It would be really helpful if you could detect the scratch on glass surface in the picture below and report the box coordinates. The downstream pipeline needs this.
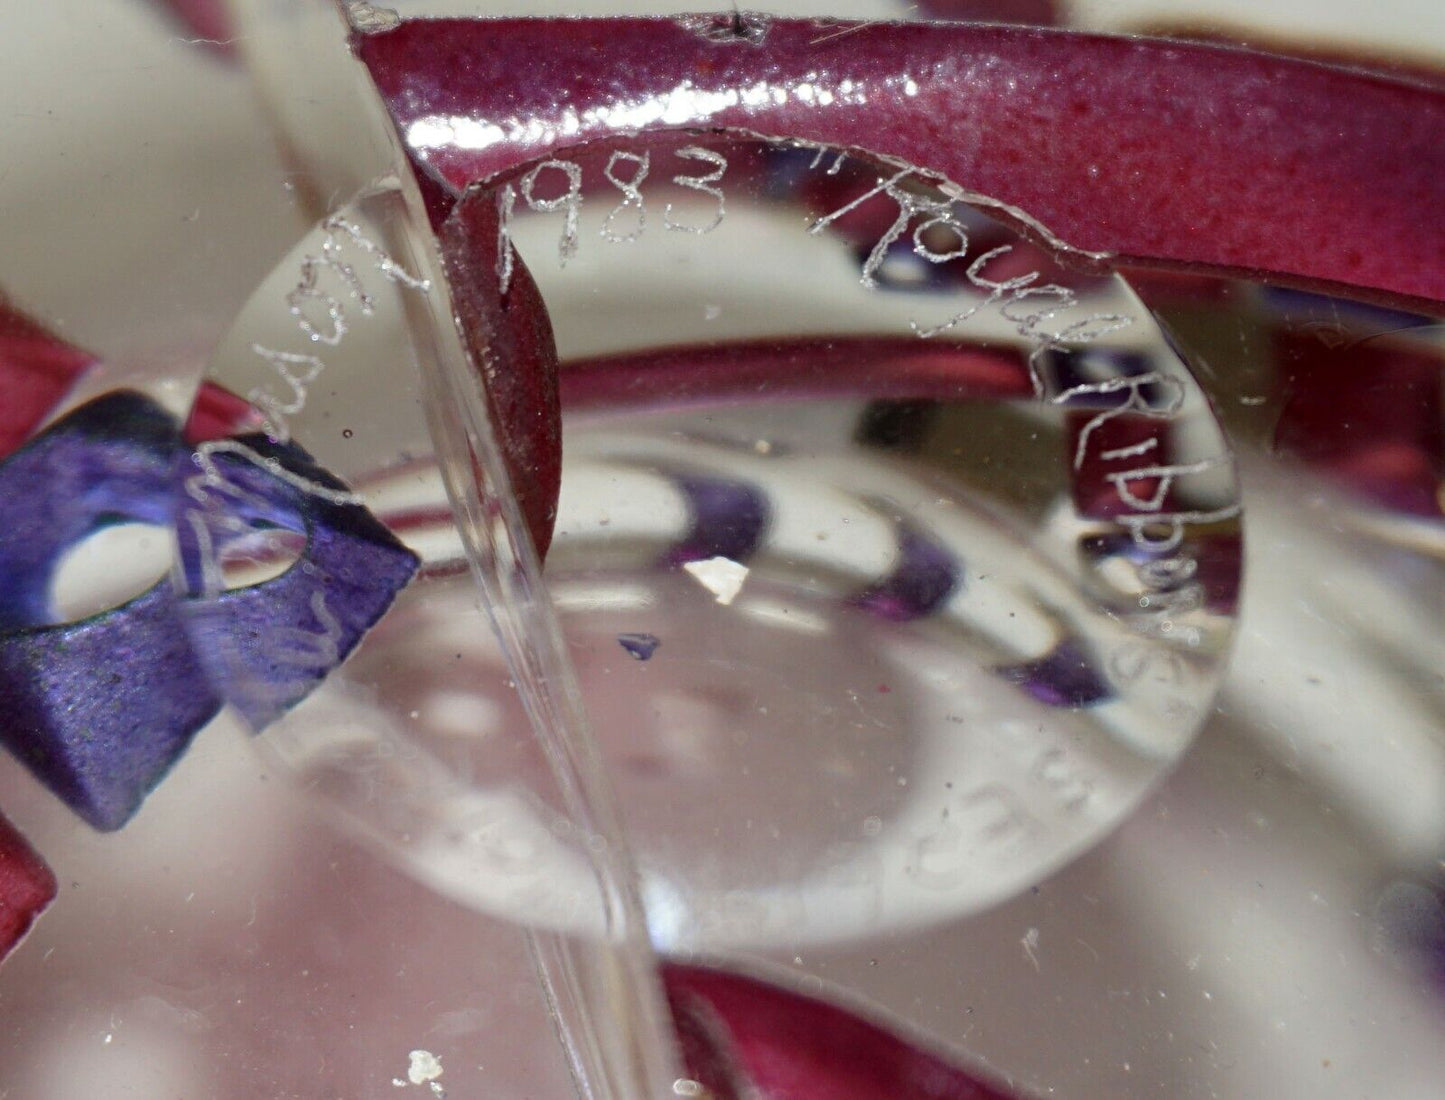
[676,9,771,45]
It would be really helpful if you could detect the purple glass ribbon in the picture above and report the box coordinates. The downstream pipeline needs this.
[0,391,417,830]
[661,474,772,569]
[851,521,962,623]
[0,393,218,831]
[994,636,1112,709]
[174,433,420,730]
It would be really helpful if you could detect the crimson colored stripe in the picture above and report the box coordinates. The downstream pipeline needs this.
[356,18,1445,309]
[0,811,55,965]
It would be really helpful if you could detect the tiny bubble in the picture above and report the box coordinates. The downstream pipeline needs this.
[343,428,354,438]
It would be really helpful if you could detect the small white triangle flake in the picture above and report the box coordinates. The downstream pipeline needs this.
[683,555,749,605]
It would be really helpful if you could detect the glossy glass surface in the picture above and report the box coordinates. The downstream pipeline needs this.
[1,4,1443,1100]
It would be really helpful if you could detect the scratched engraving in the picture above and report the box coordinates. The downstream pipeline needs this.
[248,216,430,444]
[793,144,1239,741]
[206,588,347,714]
[520,159,584,266]
[496,138,1237,715]
[497,137,1237,651]
[675,10,771,45]
[1054,373,1187,471]
[496,146,731,293]
[301,136,1250,940]
[662,146,728,234]
[1105,458,1226,513]
[600,149,650,243]
[187,217,428,609]
[803,162,1137,390]
[268,590,345,671]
